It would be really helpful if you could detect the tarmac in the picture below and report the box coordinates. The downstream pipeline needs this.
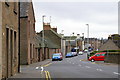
[9,59,52,79]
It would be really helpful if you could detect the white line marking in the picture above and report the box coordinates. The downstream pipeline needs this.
[85,66,91,68]
[96,69,103,71]
[113,72,120,75]
[41,67,44,71]
[35,67,39,70]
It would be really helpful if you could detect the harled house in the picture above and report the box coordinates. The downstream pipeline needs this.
[0,1,19,79]
[20,1,36,65]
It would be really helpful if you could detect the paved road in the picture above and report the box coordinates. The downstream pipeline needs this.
[9,53,119,80]
[44,53,119,79]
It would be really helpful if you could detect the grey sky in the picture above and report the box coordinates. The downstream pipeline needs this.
[33,1,118,39]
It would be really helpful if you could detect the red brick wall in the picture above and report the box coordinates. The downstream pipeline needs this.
[43,23,51,30]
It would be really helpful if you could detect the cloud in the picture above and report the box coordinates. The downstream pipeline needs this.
[33,2,118,38]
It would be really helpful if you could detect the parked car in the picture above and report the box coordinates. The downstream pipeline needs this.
[66,52,74,58]
[88,52,106,62]
[52,53,63,61]
[71,52,78,56]
[79,51,83,55]
[84,49,88,53]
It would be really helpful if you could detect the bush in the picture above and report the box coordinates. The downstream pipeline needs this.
[89,50,120,57]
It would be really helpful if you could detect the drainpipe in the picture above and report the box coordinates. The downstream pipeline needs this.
[18,1,20,73]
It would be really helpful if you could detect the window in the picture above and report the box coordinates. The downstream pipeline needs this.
[101,54,105,56]
[96,54,100,56]
[5,0,10,7]
[14,31,17,59]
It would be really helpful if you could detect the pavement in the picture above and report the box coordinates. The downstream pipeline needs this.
[9,59,52,79]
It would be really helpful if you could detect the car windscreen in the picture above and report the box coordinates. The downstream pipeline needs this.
[53,54,60,56]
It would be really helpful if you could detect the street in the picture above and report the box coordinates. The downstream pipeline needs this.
[45,53,118,78]
[9,53,119,80]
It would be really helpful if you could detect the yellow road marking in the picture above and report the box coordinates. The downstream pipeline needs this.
[45,71,48,80]
[44,71,51,80]
[47,71,51,80]
[43,63,52,67]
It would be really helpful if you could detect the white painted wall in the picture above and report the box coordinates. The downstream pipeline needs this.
[0,2,2,80]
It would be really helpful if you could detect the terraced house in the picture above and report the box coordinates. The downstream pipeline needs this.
[0,1,19,79]
[20,1,36,65]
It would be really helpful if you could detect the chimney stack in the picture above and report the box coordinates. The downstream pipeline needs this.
[43,23,51,30]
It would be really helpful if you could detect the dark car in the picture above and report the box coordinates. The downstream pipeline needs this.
[52,53,63,61]
[66,52,74,58]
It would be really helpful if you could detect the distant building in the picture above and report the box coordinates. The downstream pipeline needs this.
[64,36,77,53]
[99,34,120,51]
[0,1,19,79]
[84,38,103,51]
[20,1,36,65]
[37,23,63,59]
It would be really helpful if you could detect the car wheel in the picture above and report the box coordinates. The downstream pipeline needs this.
[91,59,95,62]
[52,59,54,61]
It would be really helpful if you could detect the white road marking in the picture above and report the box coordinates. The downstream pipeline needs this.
[41,67,44,71]
[96,69,103,71]
[113,72,120,75]
[85,66,91,68]
[35,67,39,70]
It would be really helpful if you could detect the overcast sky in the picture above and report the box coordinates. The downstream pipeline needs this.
[33,0,118,39]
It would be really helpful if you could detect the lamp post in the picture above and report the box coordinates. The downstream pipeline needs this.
[42,15,46,59]
[86,24,89,49]
[70,32,74,51]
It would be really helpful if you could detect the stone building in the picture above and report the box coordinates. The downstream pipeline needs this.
[20,1,36,65]
[37,23,62,59]
[0,2,2,80]
[0,1,19,79]
[99,34,120,51]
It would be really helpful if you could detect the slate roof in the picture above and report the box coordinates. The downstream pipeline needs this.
[37,29,62,49]
[20,0,35,21]
[20,2,30,17]
[66,40,76,47]
[64,36,77,40]
[35,34,48,48]
[113,40,120,48]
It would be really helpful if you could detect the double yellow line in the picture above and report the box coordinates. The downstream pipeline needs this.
[44,71,51,80]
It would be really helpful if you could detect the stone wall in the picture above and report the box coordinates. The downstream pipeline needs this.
[105,52,120,64]
[2,2,19,79]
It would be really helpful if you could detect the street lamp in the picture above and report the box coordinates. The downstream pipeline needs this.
[70,32,74,51]
[42,15,46,58]
[86,24,89,49]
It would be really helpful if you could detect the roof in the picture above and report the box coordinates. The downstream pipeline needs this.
[20,2,30,17]
[66,40,76,46]
[35,34,48,48]
[37,30,62,49]
[64,36,77,40]
[20,1,35,22]
[113,40,120,48]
